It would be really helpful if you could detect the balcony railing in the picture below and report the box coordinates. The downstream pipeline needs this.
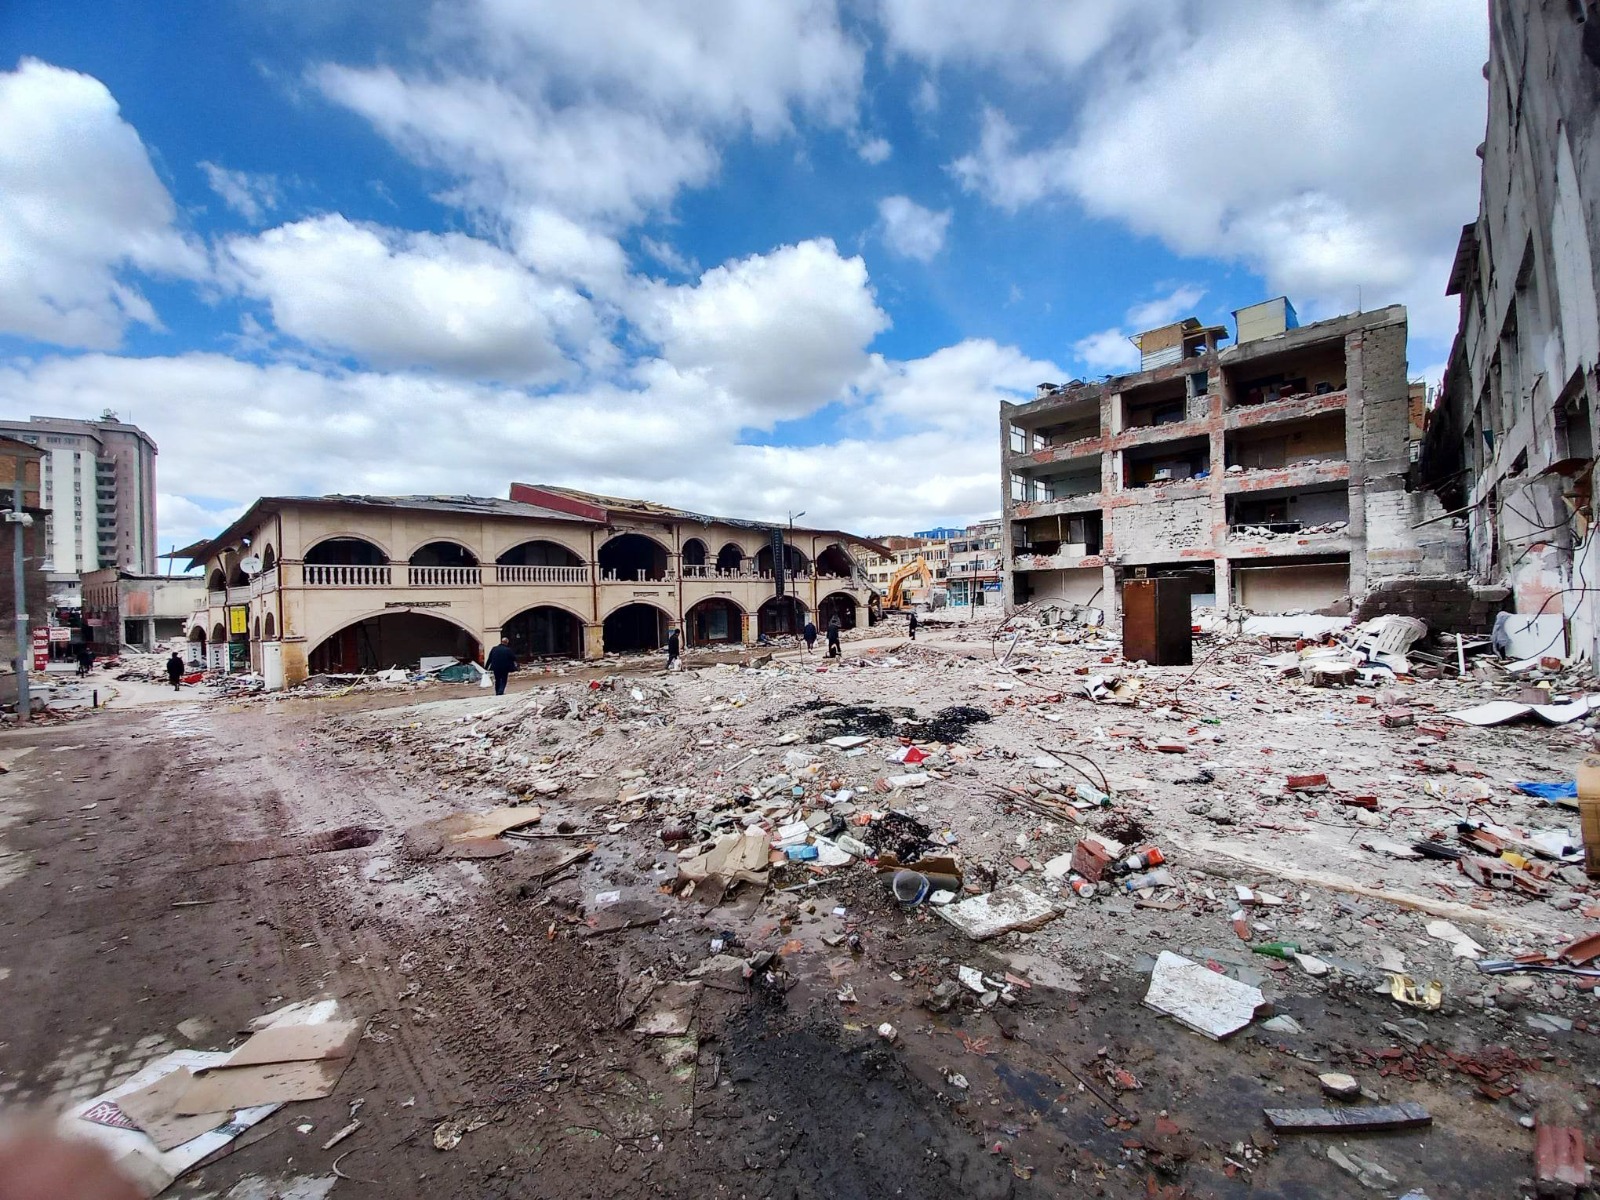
[304,563,391,587]
[249,566,280,596]
[407,565,481,587]
[495,564,589,584]
[207,589,227,607]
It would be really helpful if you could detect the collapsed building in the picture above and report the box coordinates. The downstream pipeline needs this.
[1419,0,1600,664]
[1001,299,1467,619]
[176,484,887,688]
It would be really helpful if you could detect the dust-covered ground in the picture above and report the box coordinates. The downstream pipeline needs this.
[2,619,1599,1198]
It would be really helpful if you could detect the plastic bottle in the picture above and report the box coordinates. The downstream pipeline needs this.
[1120,867,1173,892]
[1074,782,1113,807]
[1065,874,1097,899]
[1250,941,1302,959]
[1120,846,1165,873]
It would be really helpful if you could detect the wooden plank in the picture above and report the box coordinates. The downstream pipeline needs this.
[1263,1101,1431,1133]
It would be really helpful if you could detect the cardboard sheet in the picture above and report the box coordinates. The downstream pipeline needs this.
[60,1050,279,1197]
[676,830,770,885]
[174,1057,351,1116]
[223,1019,363,1068]
[111,1067,229,1152]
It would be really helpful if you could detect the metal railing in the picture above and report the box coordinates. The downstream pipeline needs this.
[407,565,481,587]
[303,563,392,586]
[495,564,588,584]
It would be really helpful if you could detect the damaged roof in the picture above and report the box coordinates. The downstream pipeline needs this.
[513,482,894,555]
[171,492,602,564]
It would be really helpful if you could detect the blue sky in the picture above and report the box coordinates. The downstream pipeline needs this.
[0,1,1487,550]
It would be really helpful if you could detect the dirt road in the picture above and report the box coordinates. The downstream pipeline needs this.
[0,677,1580,1198]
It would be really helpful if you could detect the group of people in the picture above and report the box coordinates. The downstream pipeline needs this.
[800,615,843,657]
[481,608,874,697]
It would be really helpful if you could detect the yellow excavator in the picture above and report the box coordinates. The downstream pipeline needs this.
[883,557,933,611]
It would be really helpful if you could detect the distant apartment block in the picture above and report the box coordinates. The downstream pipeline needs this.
[1001,300,1463,617]
[0,413,158,604]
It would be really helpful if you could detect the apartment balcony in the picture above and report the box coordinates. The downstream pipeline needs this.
[207,590,227,607]
[1226,521,1352,558]
[494,564,589,584]
[1006,434,1105,470]
[407,565,481,587]
[248,566,280,597]
[1221,460,1351,493]
[303,564,392,587]
[1224,388,1348,429]
[1009,492,1106,521]
[226,585,251,605]
[1011,548,1104,572]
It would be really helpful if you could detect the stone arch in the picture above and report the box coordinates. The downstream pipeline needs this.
[405,538,479,567]
[757,595,808,637]
[685,596,745,645]
[815,543,854,578]
[598,532,669,582]
[253,616,261,640]
[756,543,810,577]
[261,545,277,571]
[187,625,207,645]
[304,535,390,565]
[817,591,859,630]
[602,602,671,653]
[496,538,584,567]
[207,567,226,591]
[211,622,226,643]
[681,537,709,568]
[264,612,276,640]
[716,542,745,573]
[307,608,482,675]
[502,603,584,658]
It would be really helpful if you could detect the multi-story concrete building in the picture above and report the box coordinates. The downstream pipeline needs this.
[946,519,1002,608]
[0,413,157,605]
[1002,300,1463,617]
[80,569,206,654]
[177,484,886,687]
[1419,0,1600,662]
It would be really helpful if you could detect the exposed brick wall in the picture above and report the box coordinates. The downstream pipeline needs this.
[0,511,50,670]
[1353,577,1510,633]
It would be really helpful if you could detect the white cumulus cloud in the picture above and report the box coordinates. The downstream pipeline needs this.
[877,195,951,262]
[199,161,281,224]
[0,59,206,349]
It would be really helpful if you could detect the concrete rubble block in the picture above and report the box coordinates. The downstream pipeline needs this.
[1142,951,1266,1040]
[934,884,1060,941]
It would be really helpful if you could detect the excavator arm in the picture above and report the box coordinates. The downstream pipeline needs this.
[883,557,933,610]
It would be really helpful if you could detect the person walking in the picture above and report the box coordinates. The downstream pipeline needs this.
[802,619,817,655]
[826,615,841,658]
[165,652,184,691]
[666,626,681,670]
[485,637,517,696]
[76,645,94,677]
[908,610,919,640]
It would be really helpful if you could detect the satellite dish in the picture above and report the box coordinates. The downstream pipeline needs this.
[239,555,263,575]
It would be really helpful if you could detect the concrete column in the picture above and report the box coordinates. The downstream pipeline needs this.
[1213,559,1233,610]
[582,622,604,661]
[1102,564,1120,620]
[740,612,751,644]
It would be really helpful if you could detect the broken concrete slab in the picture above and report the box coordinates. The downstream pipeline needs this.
[934,884,1060,941]
[1143,951,1266,1040]
[1264,1100,1431,1132]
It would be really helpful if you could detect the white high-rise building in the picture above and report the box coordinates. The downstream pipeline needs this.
[0,413,158,606]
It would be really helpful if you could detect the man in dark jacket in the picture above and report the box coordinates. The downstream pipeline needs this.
[485,638,517,695]
[826,615,841,658]
[802,620,817,654]
[166,652,184,691]
[666,626,681,669]
[908,610,919,640]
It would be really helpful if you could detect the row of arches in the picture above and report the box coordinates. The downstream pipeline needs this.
[207,533,861,588]
[190,592,863,675]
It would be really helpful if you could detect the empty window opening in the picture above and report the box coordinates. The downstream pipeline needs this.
[599,534,668,582]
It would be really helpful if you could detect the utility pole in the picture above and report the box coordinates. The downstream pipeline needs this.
[10,460,30,723]
[788,510,806,629]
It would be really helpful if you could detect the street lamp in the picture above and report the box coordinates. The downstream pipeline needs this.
[787,511,805,630]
